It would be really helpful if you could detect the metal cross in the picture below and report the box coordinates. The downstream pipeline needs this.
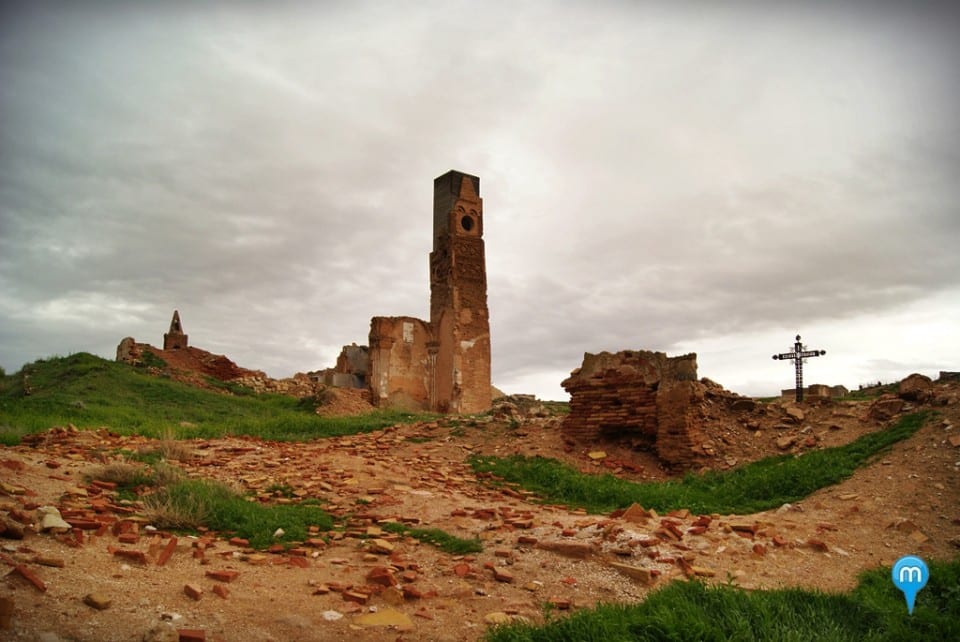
[772,334,826,402]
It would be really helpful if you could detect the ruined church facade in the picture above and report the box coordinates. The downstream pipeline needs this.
[339,170,492,414]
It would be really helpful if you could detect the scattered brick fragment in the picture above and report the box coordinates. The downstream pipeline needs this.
[402,585,423,600]
[112,548,148,564]
[493,567,514,583]
[178,629,206,642]
[806,538,829,552]
[11,565,47,592]
[184,584,203,601]
[0,595,12,629]
[157,537,178,566]
[83,593,112,610]
[366,566,398,587]
[287,556,309,568]
[535,540,592,559]
[342,590,369,604]
[205,570,240,583]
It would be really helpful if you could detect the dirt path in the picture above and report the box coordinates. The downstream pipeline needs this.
[2,397,958,642]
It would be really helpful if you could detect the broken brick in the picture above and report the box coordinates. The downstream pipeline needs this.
[402,585,423,600]
[112,549,147,564]
[157,537,178,566]
[806,538,829,552]
[205,570,240,583]
[342,590,369,604]
[183,584,203,601]
[493,568,514,583]
[11,565,47,592]
[366,566,398,587]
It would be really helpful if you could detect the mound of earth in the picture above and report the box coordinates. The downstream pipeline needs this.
[311,387,376,417]
[2,377,958,641]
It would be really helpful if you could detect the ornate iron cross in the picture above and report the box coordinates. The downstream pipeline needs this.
[772,334,826,402]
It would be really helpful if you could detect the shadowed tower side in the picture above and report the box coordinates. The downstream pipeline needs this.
[429,170,492,413]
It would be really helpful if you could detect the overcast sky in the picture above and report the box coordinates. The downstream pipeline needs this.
[2,1,958,400]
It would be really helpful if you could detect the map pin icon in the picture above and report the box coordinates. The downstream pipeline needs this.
[891,555,929,615]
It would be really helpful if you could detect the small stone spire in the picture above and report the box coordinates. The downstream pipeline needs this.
[163,310,188,350]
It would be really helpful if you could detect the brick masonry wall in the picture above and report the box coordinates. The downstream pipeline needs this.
[561,350,708,470]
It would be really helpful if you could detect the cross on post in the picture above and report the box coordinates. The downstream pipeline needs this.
[772,334,826,402]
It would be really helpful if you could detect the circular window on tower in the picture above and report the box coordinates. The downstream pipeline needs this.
[460,215,475,232]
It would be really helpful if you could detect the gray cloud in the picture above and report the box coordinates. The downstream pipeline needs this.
[2,1,958,397]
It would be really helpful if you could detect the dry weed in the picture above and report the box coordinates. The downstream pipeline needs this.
[139,426,194,463]
[143,490,207,530]
[87,461,151,487]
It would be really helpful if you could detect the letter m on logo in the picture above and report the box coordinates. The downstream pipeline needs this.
[899,566,923,583]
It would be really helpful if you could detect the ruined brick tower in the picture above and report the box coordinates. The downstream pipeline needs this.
[429,171,491,413]
[163,310,188,350]
[365,171,492,414]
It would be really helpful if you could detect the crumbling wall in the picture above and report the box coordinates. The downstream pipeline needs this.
[312,344,370,388]
[368,316,433,410]
[116,337,140,364]
[561,350,708,469]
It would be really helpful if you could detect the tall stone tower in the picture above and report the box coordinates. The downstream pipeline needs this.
[163,310,188,350]
[429,170,491,413]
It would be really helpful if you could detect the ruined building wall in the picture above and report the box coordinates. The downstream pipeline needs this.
[368,316,433,411]
[315,344,369,388]
[561,350,707,469]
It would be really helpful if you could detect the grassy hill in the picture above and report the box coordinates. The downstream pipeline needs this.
[0,352,431,445]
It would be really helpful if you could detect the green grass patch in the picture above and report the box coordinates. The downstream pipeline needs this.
[381,521,483,554]
[541,400,570,415]
[470,412,928,514]
[845,384,899,401]
[485,557,960,642]
[138,351,168,370]
[0,353,433,444]
[145,478,333,549]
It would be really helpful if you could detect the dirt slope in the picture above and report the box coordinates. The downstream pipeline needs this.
[1,389,958,642]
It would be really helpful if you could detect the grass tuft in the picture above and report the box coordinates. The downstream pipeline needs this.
[470,412,928,515]
[88,461,154,488]
[381,521,483,554]
[144,478,334,548]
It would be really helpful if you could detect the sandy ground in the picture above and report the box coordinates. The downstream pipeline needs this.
[1,391,958,642]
